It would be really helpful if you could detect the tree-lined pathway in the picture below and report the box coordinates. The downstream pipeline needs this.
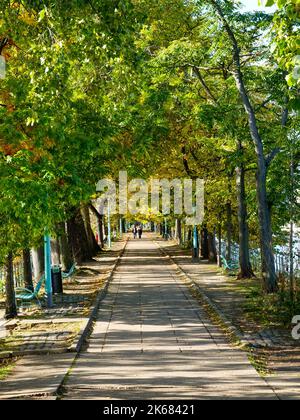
[62,235,277,400]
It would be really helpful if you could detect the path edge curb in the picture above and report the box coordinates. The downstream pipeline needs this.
[69,238,129,354]
[155,240,252,350]
[55,237,128,400]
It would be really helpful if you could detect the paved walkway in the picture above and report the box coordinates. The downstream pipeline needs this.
[63,236,278,400]
[160,239,300,400]
[0,354,74,400]
[161,241,298,348]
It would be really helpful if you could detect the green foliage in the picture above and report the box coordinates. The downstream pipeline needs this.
[0,0,144,261]
[0,0,298,287]
[265,0,300,88]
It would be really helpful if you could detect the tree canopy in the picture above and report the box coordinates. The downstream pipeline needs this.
[0,0,299,313]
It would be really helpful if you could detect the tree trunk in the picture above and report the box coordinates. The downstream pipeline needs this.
[98,214,105,249]
[289,137,295,302]
[236,156,255,279]
[23,249,34,292]
[256,165,277,292]
[32,243,44,281]
[209,0,277,292]
[208,231,218,263]
[289,220,295,302]
[57,222,73,272]
[177,219,182,245]
[217,223,222,267]
[82,206,100,255]
[5,252,17,319]
[226,202,233,261]
[67,207,92,264]
[89,204,105,249]
[201,227,209,260]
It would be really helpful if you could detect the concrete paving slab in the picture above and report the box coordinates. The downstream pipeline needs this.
[0,354,74,399]
[64,237,278,400]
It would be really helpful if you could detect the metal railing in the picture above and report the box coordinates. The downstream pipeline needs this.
[0,260,25,294]
[216,238,300,278]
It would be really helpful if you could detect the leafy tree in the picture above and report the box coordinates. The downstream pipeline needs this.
[262,0,300,88]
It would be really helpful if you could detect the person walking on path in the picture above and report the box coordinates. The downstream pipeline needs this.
[132,226,138,239]
[138,225,143,239]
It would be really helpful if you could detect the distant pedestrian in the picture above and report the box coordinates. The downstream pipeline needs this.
[132,226,138,239]
[138,225,143,239]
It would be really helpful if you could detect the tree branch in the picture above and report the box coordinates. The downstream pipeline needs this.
[281,95,289,128]
[0,38,9,55]
[209,0,265,159]
[265,148,281,168]
[182,146,192,177]
[193,66,218,103]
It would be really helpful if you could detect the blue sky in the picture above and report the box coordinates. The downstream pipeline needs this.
[240,0,277,12]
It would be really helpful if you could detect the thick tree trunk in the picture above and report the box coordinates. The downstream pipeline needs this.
[81,206,94,256]
[160,224,163,236]
[5,252,17,319]
[67,207,92,264]
[256,165,277,292]
[208,231,218,263]
[226,202,233,261]
[201,227,209,260]
[177,219,182,245]
[236,157,255,279]
[23,249,34,292]
[57,222,73,272]
[82,206,100,255]
[89,204,105,249]
[32,243,44,281]
[209,0,277,292]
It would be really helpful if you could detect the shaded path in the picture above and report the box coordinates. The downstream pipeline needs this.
[63,235,277,400]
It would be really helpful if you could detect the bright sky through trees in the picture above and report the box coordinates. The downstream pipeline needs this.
[240,0,277,11]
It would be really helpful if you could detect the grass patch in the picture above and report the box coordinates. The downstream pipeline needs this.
[0,359,16,381]
[213,272,300,329]
[0,321,82,354]
[247,349,272,378]
[243,284,300,328]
